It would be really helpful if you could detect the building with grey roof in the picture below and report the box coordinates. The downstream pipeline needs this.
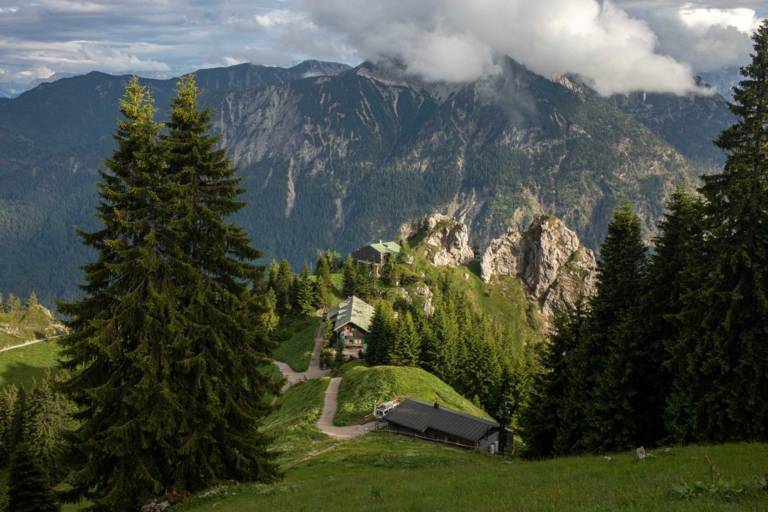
[380,399,500,453]
[328,296,375,349]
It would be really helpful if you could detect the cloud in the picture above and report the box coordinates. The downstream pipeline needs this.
[287,0,705,96]
[627,4,763,72]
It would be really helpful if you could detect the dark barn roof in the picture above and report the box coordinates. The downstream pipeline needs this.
[383,400,499,443]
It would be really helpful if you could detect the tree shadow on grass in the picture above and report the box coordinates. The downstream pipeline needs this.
[0,361,49,389]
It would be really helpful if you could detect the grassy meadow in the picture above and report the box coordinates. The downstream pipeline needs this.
[175,435,768,512]
[272,316,321,372]
[0,305,59,348]
[0,339,61,389]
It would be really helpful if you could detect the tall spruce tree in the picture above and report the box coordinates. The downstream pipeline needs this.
[7,441,60,512]
[521,305,587,458]
[389,312,421,367]
[342,256,358,297]
[669,22,768,442]
[573,205,649,452]
[365,304,397,365]
[59,76,278,510]
[641,189,705,443]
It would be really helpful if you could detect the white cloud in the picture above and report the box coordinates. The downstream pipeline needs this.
[289,0,704,96]
[17,65,55,79]
[679,5,762,33]
[0,6,19,13]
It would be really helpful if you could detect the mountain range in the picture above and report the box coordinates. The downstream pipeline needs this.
[0,58,735,306]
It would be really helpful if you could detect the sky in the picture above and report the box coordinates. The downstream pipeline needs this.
[0,0,765,95]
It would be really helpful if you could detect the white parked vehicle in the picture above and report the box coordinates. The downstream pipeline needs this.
[374,400,399,419]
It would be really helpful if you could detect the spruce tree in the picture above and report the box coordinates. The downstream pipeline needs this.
[365,304,397,365]
[0,385,19,466]
[159,74,280,490]
[521,307,586,458]
[576,205,649,452]
[7,440,60,512]
[670,22,768,442]
[274,259,294,315]
[389,312,421,366]
[342,256,358,297]
[6,294,21,312]
[26,291,38,308]
[296,263,317,315]
[59,76,278,510]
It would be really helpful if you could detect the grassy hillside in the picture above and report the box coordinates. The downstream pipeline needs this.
[0,340,60,389]
[334,364,489,426]
[262,377,334,466]
[0,305,62,348]
[176,435,768,512]
[272,316,321,372]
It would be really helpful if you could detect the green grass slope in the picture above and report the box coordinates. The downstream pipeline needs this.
[262,377,333,465]
[0,340,60,389]
[0,305,61,348]
[176,435,768,512]
[334,364,489,426]
[272,316,321,372]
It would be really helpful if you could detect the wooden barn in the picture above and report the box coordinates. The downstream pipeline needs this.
[380,399,501,453]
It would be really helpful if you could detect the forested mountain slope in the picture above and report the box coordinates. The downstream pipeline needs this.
[0,58,732,305]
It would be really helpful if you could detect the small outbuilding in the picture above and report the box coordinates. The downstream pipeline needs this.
[380,399,501,453]
[328,296,375,349]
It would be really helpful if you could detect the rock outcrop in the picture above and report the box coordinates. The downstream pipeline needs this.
[416,214,475,267]
[481,216,597,328]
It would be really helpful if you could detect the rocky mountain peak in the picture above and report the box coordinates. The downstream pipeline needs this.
[403,213,475,267]
[481,216,597,329]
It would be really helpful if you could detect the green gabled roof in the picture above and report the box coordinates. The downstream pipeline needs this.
[369,241,401,255]
[332,296,375,333]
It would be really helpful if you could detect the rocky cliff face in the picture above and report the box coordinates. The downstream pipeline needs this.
[481,216,597,328]
[414,214,475,267]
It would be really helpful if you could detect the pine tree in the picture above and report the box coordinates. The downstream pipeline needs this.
[669,22,768,443]
[6,293,21,312]
[521,306,587,458]
[24,372,74,482]
[296,263,317,315]
[58,76,278,510]
[586,205,649,452]
[26,291,38,308]
[7,441,60,512]
[365,304,397,365]
[640,190,705,443]
[342,256,358,297]
[389,312,421,366]
[158,74,280,489]
[274,259,294,315]
[0,385,19,466]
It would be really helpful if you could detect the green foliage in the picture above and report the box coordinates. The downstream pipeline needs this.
[272,317,320,372]
[333,364,489,426]
[57,76,279,510]
[388,312,421,367]
[342,256,357,298]
[7,439,60,512]
[364,303,397,366]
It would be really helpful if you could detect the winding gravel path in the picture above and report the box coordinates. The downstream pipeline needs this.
[274,319,375,439]
[315,377,377,439]
[0,336,60,353]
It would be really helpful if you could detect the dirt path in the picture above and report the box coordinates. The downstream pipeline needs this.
[0,336,59,353]
[274,320,375,440]
[315,377,377,439]
[275,320,330,391]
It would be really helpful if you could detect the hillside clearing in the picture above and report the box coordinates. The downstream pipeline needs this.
[272,316,321,372]
[334,363,489,426]
[175,436,768,512]
[0,339,60,389]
